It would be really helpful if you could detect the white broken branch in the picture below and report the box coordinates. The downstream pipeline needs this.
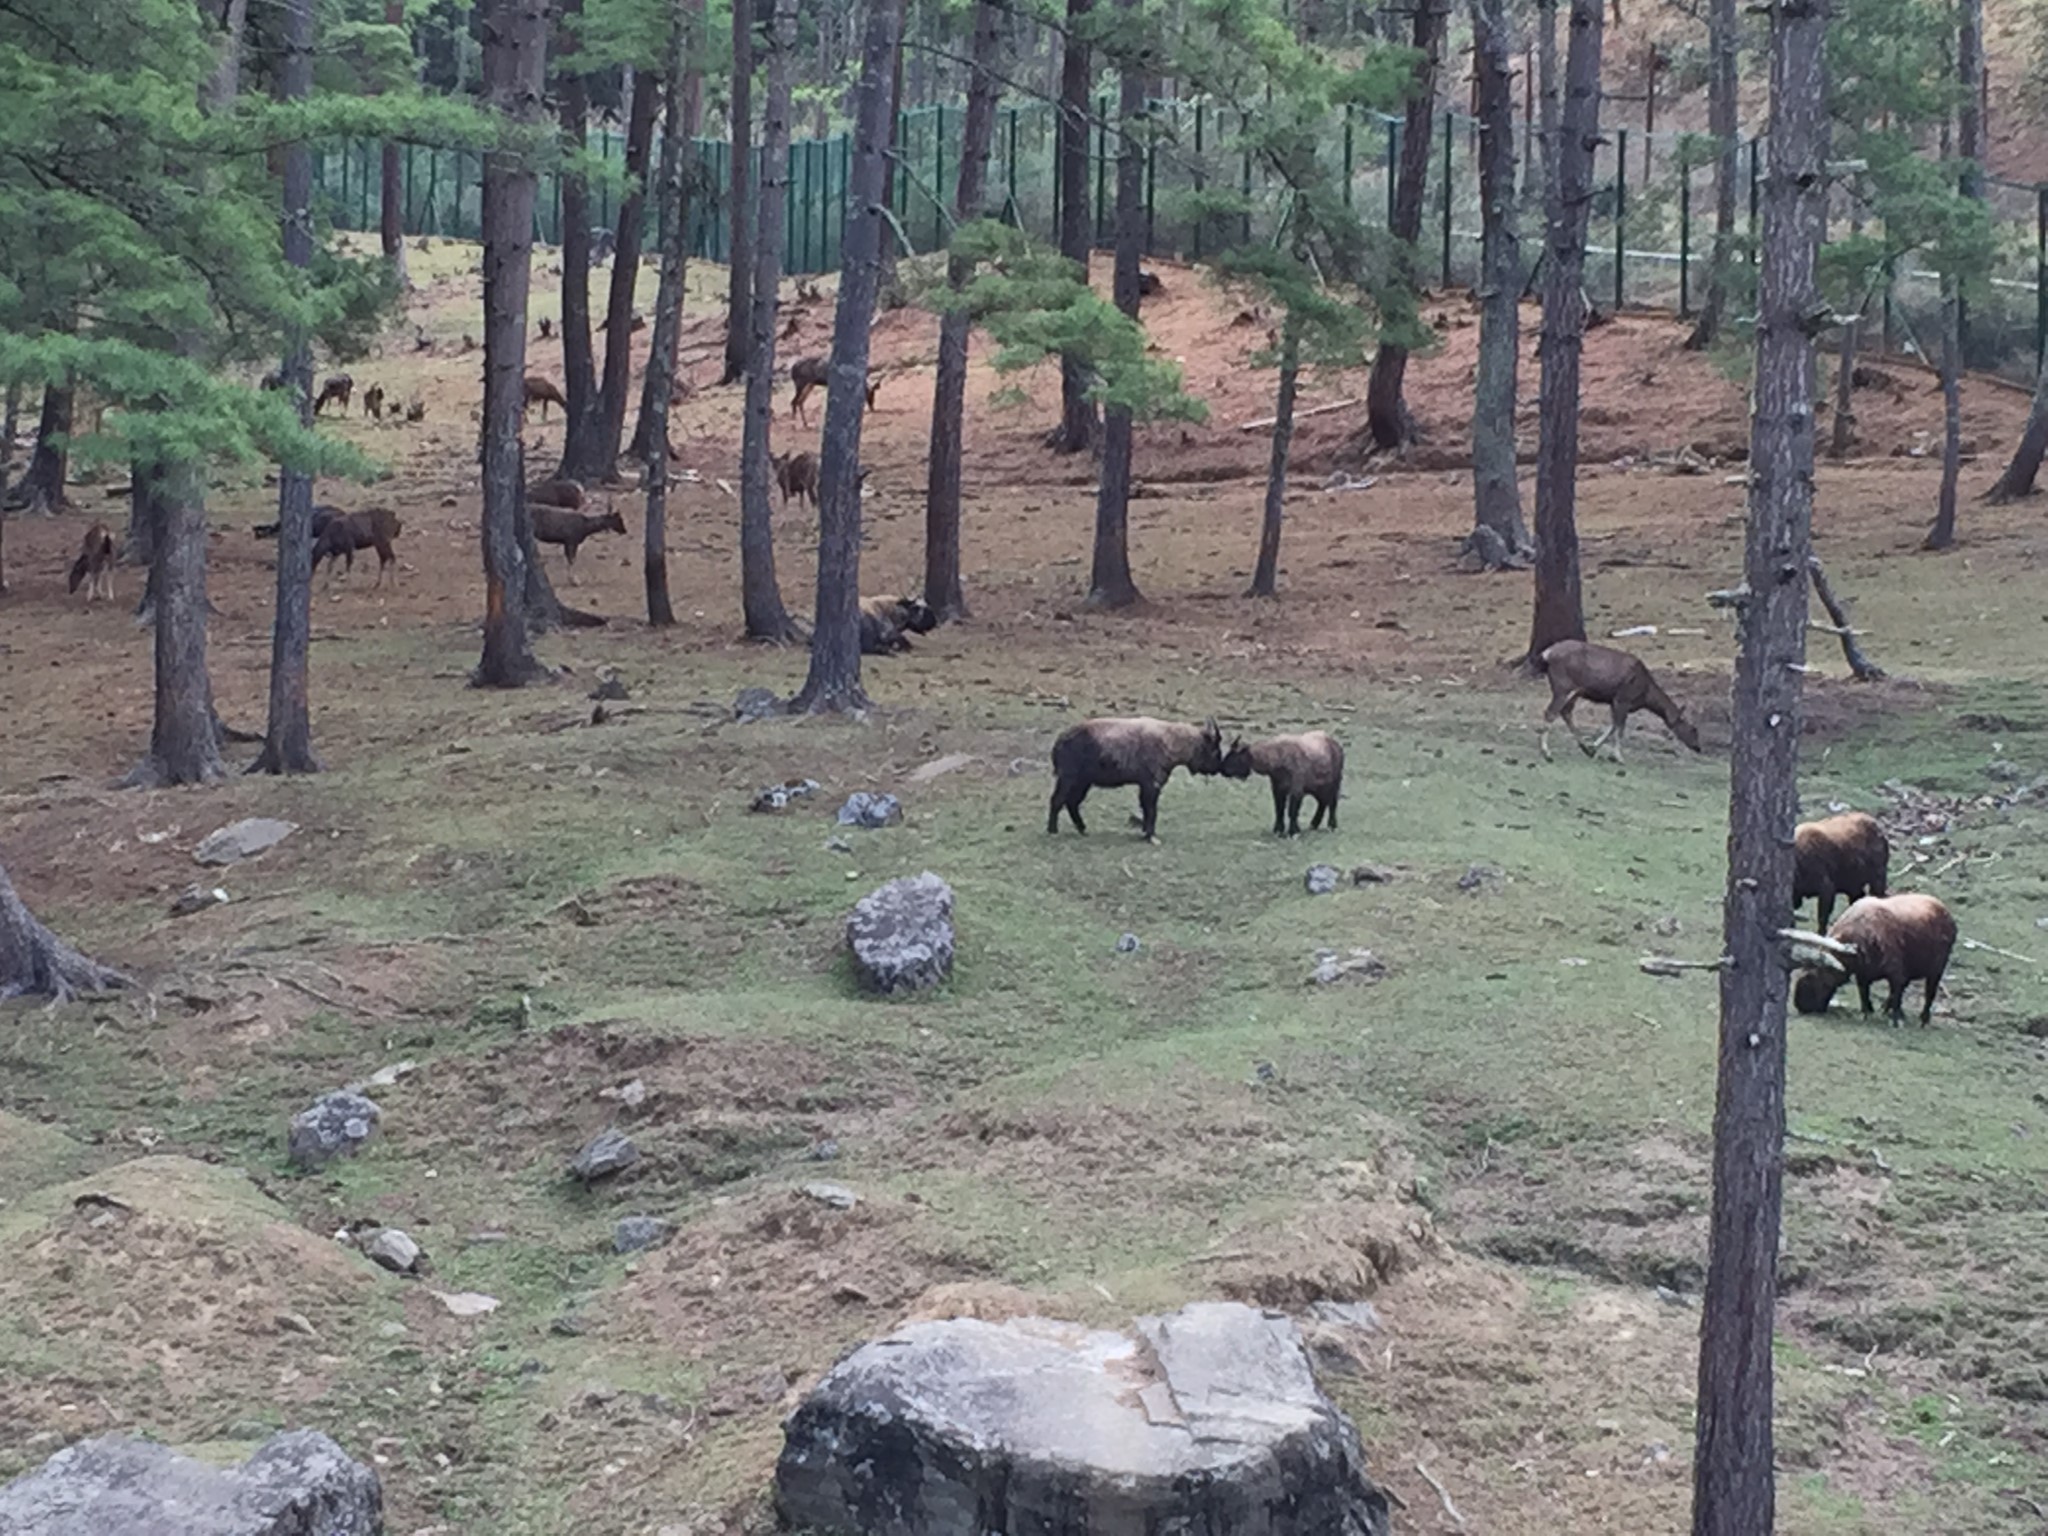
[1414,1463,1468,1531]
[1235,397,1357,432]
[1640,954,1732,977]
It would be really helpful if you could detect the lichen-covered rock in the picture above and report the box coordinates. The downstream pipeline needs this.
[1305,864,1340,896]
[286,1090,381,1172]
[569,1127,640,1183]
[845,873,954,996]
[0,1429,382,1536]
[835,791,903,829]
[613,1215,675,1254]
[775,1300,1391,1536]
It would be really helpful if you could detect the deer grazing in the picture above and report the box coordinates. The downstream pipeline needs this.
[789,356,879,427]
[1534,641,1702,764]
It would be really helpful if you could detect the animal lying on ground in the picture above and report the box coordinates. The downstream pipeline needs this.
[362,384,386,421]
[527,477,586,511]
[1535,640,1702,763]
[67,522,116,602]
[774,451,818,509]
[1048,717,1225,842]
[313,374,353,415]
[789,356,879,427]
[1794,811,1889,930]
[310,506,402,587]
[1222,731,1345,836]
[859,596,937,655]
[404,400,426,423]
[523,375,570,419]
[1789,892,1957,1026]
[533,504,627,575]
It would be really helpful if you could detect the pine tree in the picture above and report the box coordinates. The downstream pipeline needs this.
[722,0,757,385]
[1362,0,1444,451]
[1051,0,1102,454]
[1469,0,1531,565]
[554,0,609,482]
[1684,0,1739,349]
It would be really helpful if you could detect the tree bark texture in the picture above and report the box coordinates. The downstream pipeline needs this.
[1051,0,1100,455]
[128,461,227,787]
[738,0,799,641]
[0,860,126,1002]
[790,0,904,714]
[380,1,409,287]
[721,0,756,385]
[16,385,74,514]
[252,0,321,775]
[641,0,700,628]
[554,0,609,483]
[1525,0,1602,663]
[1471,0,1530,561]
[1086,12,1147,610]
[201,0,248,114]
[596,68,663,461]
[1829,315,1857,459]
[632,0,704,466]
[1524,0,1557,225]
[0,386,17,594]
[1684,0,1738,348]
[1249,312,1301,598]
[1956,0,1983,355]
[475,0,548,688]
[1363,0,1445,451]
[922,0,1002,623]
[1691,1,1826,1530]
[129,463,163,620]
[1925,275,1961,549]
[1985,358,2048,503]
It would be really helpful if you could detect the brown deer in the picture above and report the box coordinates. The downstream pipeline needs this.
[67,522,117,603]
[789,356,879,427]
[1534,640,1703,764]
[313,374,354,415]
[523,375,570,420]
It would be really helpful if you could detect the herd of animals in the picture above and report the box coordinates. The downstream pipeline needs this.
[1049,638,1959,1029]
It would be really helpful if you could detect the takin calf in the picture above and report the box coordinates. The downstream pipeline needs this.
[1794,810,1889,930]
[1048,717,1224,842]
[67,521,117,602]
[774,450,818,509]
[1536,640,1702,763]
[859,595,937,655]
[533,504,627,576]
[1222,731,1345,836]
[1790,892,1957,1026]
[311,506,402,587]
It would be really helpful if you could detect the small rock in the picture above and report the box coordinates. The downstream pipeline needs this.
[1305,865,1340,896]
[802,1181,859,1210]
[1115,932,1141,954]
[287,1090,381,1172]
[362,1227,423,1275]
[1350,864,1395,885]
[1309,948,1388,986]
[2021,1017,2048,1039]
[434,1290,501,1318]
[1253,1061,1279,1084]
[170,884,230,917]
[551,1313,588,1337]
[906,752,975,784]
[752,778,820,813]
[806,1138,842,1162]
[590,676,631,702]
[194,817,298,866]
[441,493,459,507]
[598,1078,649,1108]
[614,1215,676,1254]
[825,836,854,855]
[1457,862,1505,893]
[1308,1300,1384,1333]
[274,1310,319,1338]
[570,1127,641,1183]
[733,686,783,722]
[846,872,955,995]
[836,791,903,829]
[375,1321,409,1339]
[1007,757,1039,777]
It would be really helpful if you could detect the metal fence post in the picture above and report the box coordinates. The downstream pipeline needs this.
[1679,154,1691,317]
[1615,127,1627,311]
[1440,110,1453,287]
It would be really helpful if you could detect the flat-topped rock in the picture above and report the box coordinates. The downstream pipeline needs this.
[775,1299,1391,1536]
[845,872,954,995]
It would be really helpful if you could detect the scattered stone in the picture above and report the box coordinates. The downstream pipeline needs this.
[2021,1017,2048,1040]
[1305,864,1341,896]
[590,675,631,702]
[752,778,820,813]
[614,1215,676,1254]
[170,884,231,917]
[807,1138,842,1162]
[1457,862,1505,894]
[1253,1061,1279,1084]
[836,791,903,829]
[0,1430,382,1536]
[274,1310,318,1338]
[1350,864,1396,886]
[194,817,298,867]
[286,1090,381,1172]
[434,1290,501,1318]
[361,1227,423,1275]
[375,1321,409,1340]
[1115,932,1141,954]
[355,1060,417,1091]
[733,686,783,722]
[825,835,854,854]
[906,751,976,784]
[802,1181,859,1210]
[775,1301,1393,1536]
[1309,1300,1385,1333]
[1007,757,1040,777]
[551,1313,588,1337]
[599,1078,649,1108]
[1310,949,1388,986]
[846,872,955,996]
[569,1127,641,1183]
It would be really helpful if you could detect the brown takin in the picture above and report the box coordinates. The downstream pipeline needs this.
[523,375,570,420]
[313,373,353,415]
[1535,640,1702,763]
[67,521,117,602]
[533,503,627,577]
[310,506,402,587]
[527,476,586,511]
[858,595,937,656]
[773,450,818,509]
[1048,717,1225,842]
[1794,811,1889,930]
[1789,892,1957,1026]
[1222,731,1345,836]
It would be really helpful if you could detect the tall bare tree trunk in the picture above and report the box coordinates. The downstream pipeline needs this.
[0,386,18,594]
[1985,359,2048,503]
[1248,309,1301,598]
[475,0,548,688]
[126,462,227,786]
[554,0,608,482]
[1691,0,1825,1526]
[1364,0,1445,451]
[1524,0,1601,663]
[642,0,701,627]
[380,0,409,289]
[1086,0,1147,610]
[1684,0,1737,349]
[0,861,126,1002]
[1524,0,1557,226]
[13,385,72,515]
[791,0,905,714]
[721,0,756,386]
[1050,0,1099,455]
[1925,275,1962,549]
[596,70,663,464]
[200,0,248,113]
[1829,314,1857,459]
[1470,0,1530,564]
[1956,0,1982,358]
[923,0,1002,623]
[252,0,321,775]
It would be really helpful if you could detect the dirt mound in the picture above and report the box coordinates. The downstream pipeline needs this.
[0,1110,92,1196]
[1203,1168,1448,1308]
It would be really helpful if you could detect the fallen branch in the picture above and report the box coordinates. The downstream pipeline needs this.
[1414,1463,1468,1532]
[1807,556,1887,681]
[1640,954,1732,977]
[1235,397,1357,432]
[1960,937,2037,964]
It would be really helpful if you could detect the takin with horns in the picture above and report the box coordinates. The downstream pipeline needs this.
[1794,810,1889,930]
[1047,717,1225,842]
[310,506,403,587]
[1789,893,1957,1026]
[1534,640,1702,762]
[1221,731,1345,836]
[858,596,937,655]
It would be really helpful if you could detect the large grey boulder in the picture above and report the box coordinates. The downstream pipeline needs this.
[775,1300,1391,1536]
[0,1429,382,1536]
[286,1090,381,1172]
[845,873,954,996]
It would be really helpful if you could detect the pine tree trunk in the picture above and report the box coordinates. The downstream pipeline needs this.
[1684,0,1737,349]
[641,0,700,628]
[922,0,1002,623]
[878,33,906,300]
[1829,315,1857,459]
[738,0,800,641]
[1525,0,1601,663]
[1523,0,1557,227]
[1051,0,1100,455]
[126,461,227,787]
[595,69,662,464]
[129,463,163,621]
[1364,0,1444,451]
[380,0,409,289]
[721,0,756,386]
[631,0,704,467]
[0,386,18,596]
[1984,358,2048,503]
[15,385,74,515]
[1925,275,1962,549]
[0,861,126,1002]
[1956,0,1982,358]
[1249,311,1301,598]
[1471,0,1530,562]
[1086,9,1147,611]
[252,0,321,776]
[555,0,609,483]
[1691,0,1825,1526]
[791,0,904,714]
[201,0,248,114]
[475,0,548,688]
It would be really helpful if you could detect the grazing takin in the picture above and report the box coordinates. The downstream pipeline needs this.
[67,522,117,602]
[1221,731,1345,836]
[1048,717,1225,843]
[362,384,386,421]
[858,596,938,655]
[1794,811,1890,930]
[527,476,586,511]
[523,375,570,420]
[310,506,402,587]
[1535,640,1702,763]
[533,504,627,576]
[1790,893,1957,1027]
[789,356,879,427]
[774,451,818,509]
[313,374,353,415]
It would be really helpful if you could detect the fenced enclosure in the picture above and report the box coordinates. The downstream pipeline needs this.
[316,97,2048,384]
